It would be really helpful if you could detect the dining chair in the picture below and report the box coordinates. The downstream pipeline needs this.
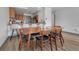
[18,28,30,49]
[18,27,41,50]
[51,26,64,50]
[35,29,53,51]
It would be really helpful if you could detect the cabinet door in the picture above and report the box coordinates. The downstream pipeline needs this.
[9,7,16,18]
[16,15,19,20]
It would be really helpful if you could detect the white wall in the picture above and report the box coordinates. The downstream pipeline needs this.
[0,7,9,47]
[38,8,44,22]
[32,8,44,23]
[44,7,52,28]
[55,7,79,34]
[51,13,54,27]
[37,7,53,28]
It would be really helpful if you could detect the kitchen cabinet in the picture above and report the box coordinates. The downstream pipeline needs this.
[16,15,24,20]
[9,7,16,18]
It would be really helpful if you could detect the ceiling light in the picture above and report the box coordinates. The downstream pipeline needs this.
[18,7,28,9]
[24,13,32,16]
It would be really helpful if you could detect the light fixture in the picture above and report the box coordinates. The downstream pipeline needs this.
[24,13,32,16]
[18,7,28,9]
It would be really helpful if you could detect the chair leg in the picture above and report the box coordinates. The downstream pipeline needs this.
[27,34,31,49]
[54,36,57,50]
[59,37,63,47]
[19,39,22,49]
[60,33,64,44]
[61,34,64,43]
[49,35,53,51]
[18,32,22,50]
[36,40,43,51]
[30,40,35,50]
[35,40,38,49]
[40,40,43,51]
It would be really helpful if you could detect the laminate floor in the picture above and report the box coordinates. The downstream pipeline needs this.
[0,32,79,51]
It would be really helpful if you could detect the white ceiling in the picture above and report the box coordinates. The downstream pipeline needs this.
[52,7,65,12]
[15,7,64,15]
[15,7,41,15]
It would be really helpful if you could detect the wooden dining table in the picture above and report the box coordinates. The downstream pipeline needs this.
[18,27,52,49]
[18,26,63,50]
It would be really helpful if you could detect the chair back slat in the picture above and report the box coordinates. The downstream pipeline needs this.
[52,26,62,33]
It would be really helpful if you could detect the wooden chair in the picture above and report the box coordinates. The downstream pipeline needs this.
[18,27,41,50]
[51,26,64,50]
[35,29,53,51]
[18,28,30,49]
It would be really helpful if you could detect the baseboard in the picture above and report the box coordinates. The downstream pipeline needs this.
[62,31,79,36]
[0,37,9,49]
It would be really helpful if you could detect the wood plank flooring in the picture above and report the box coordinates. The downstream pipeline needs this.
[0,32,79,51]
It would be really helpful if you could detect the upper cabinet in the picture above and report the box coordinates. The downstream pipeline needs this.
[9,7,16,18]
[16,15,24,20]
[9,7,24,20]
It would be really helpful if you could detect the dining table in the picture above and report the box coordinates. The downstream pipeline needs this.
[18,27,52,49]
[18,26,64,50]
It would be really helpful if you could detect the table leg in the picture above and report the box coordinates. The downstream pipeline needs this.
[18,32,22,50]
[40,36,43,51]
[49,34,53,51]
[55,35,57,51]
[27,34,31,49]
